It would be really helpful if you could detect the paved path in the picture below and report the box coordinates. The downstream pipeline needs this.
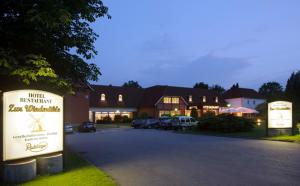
[66,129,300,186]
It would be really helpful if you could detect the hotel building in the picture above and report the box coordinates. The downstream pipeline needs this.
[64,85,226,124]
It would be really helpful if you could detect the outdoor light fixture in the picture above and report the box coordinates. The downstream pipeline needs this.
[227,104,231,107]
[174,108,178,111]
[257,118,262,126]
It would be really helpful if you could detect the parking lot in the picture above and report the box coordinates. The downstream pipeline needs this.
[66,128,300,186]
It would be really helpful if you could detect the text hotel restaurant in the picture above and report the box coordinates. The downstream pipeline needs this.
[64,85,225,123]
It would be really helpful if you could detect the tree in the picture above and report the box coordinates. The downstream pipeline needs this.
[0,1,110,94]
[209,84,225,94]
[193,82,209,89]
[190,108,198,119]
[285,70,300,124]
[258,81,284,101]
[230,83,239,89]
[122,80,142,88]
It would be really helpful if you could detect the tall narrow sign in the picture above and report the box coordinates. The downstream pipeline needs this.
[3,90,63,161]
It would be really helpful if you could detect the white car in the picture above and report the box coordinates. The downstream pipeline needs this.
[172,116,198,129]
[64,123,74,134]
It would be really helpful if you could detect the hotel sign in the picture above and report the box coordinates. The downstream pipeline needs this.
[268,101,292,129]
[3,90,63,161]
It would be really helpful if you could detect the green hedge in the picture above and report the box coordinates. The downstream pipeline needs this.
[197,114,255,133]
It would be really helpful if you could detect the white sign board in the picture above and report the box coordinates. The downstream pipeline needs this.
[3,90,63,161]
[268,101,292,129]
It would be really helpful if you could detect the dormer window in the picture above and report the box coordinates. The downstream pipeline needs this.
[189,95,192,102]
[118,94,123,102]
[100,93,106,101]
[203,96,206,103]
[215,96,218,103]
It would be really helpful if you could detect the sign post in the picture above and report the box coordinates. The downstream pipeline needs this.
[267,101,293,136]
[1,90,64,183]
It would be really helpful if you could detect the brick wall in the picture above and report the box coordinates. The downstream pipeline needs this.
[64,92,89,124]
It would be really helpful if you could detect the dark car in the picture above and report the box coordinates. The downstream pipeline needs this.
[78,122,96,132]
[143,119,160,129]
[132,118,160,129]
[131,119,146,129]
[159,117,173,130]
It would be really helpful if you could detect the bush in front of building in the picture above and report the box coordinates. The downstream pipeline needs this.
[139,112,149,119]
[122,115,132,123]
[114,115,123,123]
[197,114,255,133]
[190,108,198,119]
[101,116,112,124]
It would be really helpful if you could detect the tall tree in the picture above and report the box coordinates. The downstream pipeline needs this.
[209,84,225,94]
[258,81,284,101]
[230,83,239,89]
[193,82,209,89]
[0,0,110,94]
[122,80,142,88]
[285,70,300,124]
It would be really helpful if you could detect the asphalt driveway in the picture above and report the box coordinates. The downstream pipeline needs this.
[66,128,300,186]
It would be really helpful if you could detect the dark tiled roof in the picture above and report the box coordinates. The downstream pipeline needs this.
[89,85,144,108]
[223,88,265,99]
[89,85,225,108]
[140,85,225,107]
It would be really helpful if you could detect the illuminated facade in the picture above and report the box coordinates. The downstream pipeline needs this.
[64,85,225,123]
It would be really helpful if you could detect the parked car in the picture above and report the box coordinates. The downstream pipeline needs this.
[132,119,160,129]
[64,123,74,134]
[78,122,96,132]
[172,116,198,130]
[132,119,146,129]
[144,119,160,129]
[159,117,173,130]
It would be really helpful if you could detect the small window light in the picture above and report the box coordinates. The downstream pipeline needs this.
[118,94,123,102]
[203,96,206,103]
[215,97,218,103]
[101,93,105,101]
[189,95,192,102]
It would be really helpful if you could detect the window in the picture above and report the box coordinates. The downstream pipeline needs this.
[100,93,105,101]
[215,96,218,103]
[172,97,179,104]
[203,96,206,102]
[253,100,256,105]
[118,94,123,102]
[163,97,172,103]
[189,95,192,102]
[163,97,179,104]
[247,100,250,104]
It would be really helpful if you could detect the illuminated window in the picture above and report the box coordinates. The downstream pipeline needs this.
[172,97,179,104]
[118,94,123,102]
[215,97,218,103]
[189,95,192,102]
[100,93,105,101]
[203,96,206,102]
[163,97,172,103]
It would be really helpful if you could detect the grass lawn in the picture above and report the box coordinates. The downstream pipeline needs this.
[181,125,300,143]
[266,135,300,143]
[1,149,116,186]
[182,125,267,139]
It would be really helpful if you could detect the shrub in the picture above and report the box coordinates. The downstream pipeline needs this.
[102,116,112,124]
[190,108,198,119]
[139,112,149,119]
[198,114,255,133]
[114,115,123,123]
[122,115,132,123]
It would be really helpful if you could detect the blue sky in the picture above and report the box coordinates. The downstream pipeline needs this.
[90,0,300,90]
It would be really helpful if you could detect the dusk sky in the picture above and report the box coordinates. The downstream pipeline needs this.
[91,0,300,90]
